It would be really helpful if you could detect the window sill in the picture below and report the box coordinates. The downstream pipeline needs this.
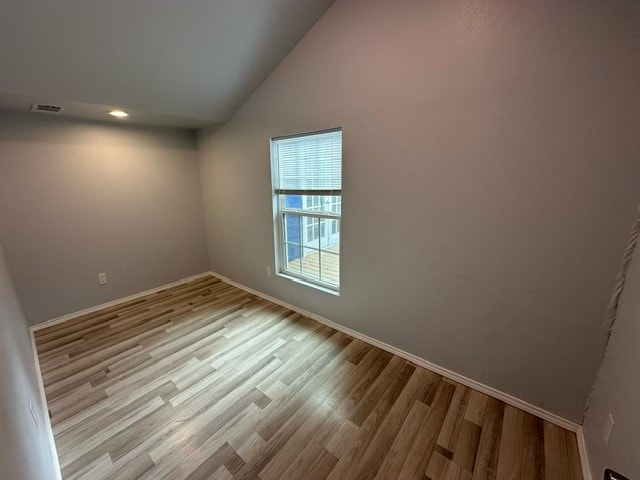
[277,272,340,296]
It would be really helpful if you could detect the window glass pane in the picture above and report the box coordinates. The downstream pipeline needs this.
[303,195,321,211]
[301,247,320,281]
[281,194,302,210]
[321,219,340,252]
[312,195,340,214]
[320,251,339,285]
[303,216,320,247]
[284,243,302,274]
[330,196,342,214]
[283,213,302,244]
[281,195,341,215]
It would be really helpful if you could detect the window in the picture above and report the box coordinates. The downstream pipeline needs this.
[271,128,342,291]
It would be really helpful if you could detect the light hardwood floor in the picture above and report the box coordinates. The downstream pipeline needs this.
[34,275,583,480]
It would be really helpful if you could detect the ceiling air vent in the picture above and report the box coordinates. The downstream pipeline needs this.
[30,103,64,114]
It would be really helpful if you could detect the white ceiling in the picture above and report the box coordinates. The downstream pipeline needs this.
[0,0,334,129]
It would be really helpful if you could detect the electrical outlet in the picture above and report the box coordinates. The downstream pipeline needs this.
[603,413,615,444]
[98,272,108,285]
[266,267,272,277]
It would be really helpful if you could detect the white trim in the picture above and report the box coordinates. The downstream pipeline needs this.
[212,271,593,479]
[29,269,592,479]
[211,271,579,430]
[576,426,593,480]
[28,270,212,480]
[31,272,213,331]
[276,270,340,296]
[29,329,62,480]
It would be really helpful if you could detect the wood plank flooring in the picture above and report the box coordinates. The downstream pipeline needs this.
[34,275,583,480]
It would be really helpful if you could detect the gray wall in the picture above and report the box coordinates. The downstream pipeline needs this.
[0,112,209,325]
[583,239,640,479]
[0,240,59,480]
[197,0,640,422]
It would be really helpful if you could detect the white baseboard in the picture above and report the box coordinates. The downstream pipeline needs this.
[29,269,592,479]
[29,330,62,480]
[32,271,214,331]
[211,271,592,479]
[576,426,593,480]
[28,271,213,479]
[211,271,579,431]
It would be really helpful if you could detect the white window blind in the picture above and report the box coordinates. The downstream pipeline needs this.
[273,129,342,192]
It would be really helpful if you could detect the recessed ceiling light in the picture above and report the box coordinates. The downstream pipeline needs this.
[109,110,128,118]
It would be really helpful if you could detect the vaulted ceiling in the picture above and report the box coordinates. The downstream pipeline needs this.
[0,0,334,128]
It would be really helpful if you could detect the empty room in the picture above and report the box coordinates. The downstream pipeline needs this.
[1,1,639,479]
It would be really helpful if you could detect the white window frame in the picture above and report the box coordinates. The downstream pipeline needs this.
[270,128,342,293]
